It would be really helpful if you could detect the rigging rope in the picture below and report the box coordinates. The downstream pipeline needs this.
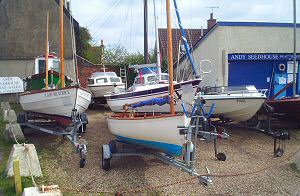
[59,146,300,194]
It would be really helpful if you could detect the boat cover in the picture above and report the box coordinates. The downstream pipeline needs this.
[130,96,170,108]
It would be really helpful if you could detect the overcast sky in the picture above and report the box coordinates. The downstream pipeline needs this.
[70,0,299,53]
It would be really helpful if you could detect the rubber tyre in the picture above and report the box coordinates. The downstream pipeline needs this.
[216,152,226,161]
[80,158,85,168]
[102,146,111,171]
[109,140,117,154]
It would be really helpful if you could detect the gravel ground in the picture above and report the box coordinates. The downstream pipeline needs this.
[25,108,300,195]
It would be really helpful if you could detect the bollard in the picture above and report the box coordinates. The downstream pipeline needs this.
[13,159,22,194]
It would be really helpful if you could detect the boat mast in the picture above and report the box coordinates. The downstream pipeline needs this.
[153,0,162,81]
[173,0,200,79]
[144,0,149,64]
[60,0,65,88]
[45,12,49,90]
[293,0,297,97]
[166,0,175,114]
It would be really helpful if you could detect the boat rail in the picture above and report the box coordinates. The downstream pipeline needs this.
[201,85,268,96]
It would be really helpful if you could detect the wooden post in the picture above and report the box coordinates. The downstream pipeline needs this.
[13,159,22,194]
[45,11,49,89]
[166,0,175,114]
[60,0,65,88]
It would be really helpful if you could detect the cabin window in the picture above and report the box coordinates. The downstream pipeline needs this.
[161,75,169,81]
[147,75,159,83]
[88,79,94,85]
[38,60,46,73]
[96,78,108,84]
[110,77,120,83]
[52,60,60,72]
[134,77,145,84]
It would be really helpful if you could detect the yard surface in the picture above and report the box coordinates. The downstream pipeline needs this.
[3,107,300,195]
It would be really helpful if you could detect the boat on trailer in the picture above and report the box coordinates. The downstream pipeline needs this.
[200,85,267,122]
[105,73,201,113]
[18,1,91,167]
[107,113,189,155]
[102,0,221,185]
[20,86,91,126]
[88,71,125,103]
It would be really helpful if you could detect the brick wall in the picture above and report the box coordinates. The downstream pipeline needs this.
[77,56,118,88]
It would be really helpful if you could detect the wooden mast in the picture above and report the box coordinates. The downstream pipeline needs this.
[45,12,49,89]
[166,0,175,114]
[60,0,65,88]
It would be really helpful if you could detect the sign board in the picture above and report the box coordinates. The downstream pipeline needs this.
[287,61,298,74]
[228,53,300,61]
[0,77,24,94]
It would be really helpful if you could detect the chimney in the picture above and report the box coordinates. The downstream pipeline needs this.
[207,13,217,29]
[99,40,105,65]
[201,26,204,37]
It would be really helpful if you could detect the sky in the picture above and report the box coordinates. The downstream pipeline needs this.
[70,0,299,53]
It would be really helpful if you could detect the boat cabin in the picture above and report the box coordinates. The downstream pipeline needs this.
[34,53,60,74]
[133,73,169,85]
[88,72,122,85]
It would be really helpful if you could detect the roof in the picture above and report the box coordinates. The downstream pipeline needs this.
[158,28,208,61]
[217,21,300,28]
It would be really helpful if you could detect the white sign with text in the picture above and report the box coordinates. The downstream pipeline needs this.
[0,77,24,94]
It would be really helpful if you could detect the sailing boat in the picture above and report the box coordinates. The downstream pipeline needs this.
[266,0,299,122]
[19,0,91,126]
[107,0,192,155]
[104,0,201,113]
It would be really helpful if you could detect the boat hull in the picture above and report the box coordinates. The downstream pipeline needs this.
[267,98,300,122]
[105,79,201,113]
[19,86,91,125]
[202,95,266,122]
[107,113,189,156]
[89,84,125,98]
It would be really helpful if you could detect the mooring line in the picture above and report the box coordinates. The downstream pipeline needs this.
[60,147,300,194]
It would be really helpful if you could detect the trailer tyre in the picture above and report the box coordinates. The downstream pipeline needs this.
[109,140,117,154]
[17,112,26,124]
[102,146,111,171]
[216,152,226,161]
[80,158,86,168]
[275,148,284,157]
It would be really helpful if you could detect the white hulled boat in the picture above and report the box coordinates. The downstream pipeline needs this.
[106,0,192,156]
[200,85,267,122]
[108,113,189,155]
[88,72,125,98]
[19,1,91,126]
[20,86,91,126]
[105,71,200,112]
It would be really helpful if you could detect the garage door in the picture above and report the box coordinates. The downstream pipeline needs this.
[228,60,273,91]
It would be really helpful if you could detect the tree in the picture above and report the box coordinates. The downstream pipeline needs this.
[103,44,129,65]
[77,27,92,58]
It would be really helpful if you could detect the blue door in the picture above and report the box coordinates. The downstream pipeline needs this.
[228,60,273,92]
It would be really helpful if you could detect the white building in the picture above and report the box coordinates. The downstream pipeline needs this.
[177,21,300,97]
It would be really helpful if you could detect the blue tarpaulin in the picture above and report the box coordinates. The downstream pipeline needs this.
[130,96,170,108]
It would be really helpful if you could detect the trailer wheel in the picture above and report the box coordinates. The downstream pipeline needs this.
[109,140,117,154]
[78,123,87,133]
[216,152,226,161]
[80,158,86,168]
[275,148,284,157]
[102,146,111,171]
[17,112,27,132]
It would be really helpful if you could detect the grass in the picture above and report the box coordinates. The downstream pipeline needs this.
[289,163,300,174]
[0,104,39,195]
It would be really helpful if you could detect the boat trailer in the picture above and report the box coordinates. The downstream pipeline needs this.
[213,103,290,157]
[17,109,88,168]
[102,97,227,186]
